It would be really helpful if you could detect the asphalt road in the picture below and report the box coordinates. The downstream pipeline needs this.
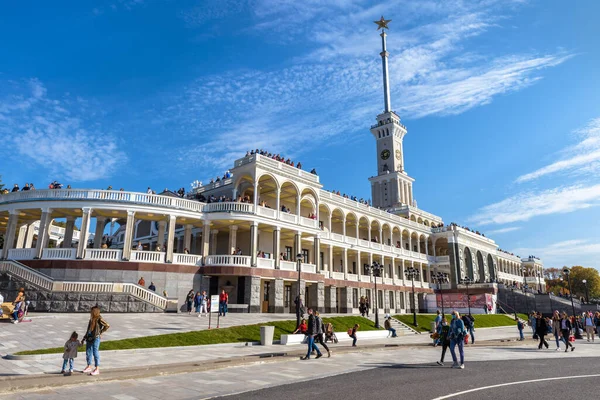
[219,357,598,400]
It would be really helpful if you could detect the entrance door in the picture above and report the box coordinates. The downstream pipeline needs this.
[261,281,270,313]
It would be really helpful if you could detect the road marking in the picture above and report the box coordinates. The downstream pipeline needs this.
[431,374,600,399]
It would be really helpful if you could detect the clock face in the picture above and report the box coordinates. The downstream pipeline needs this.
[395,149,401,160]
[380,149,390,160]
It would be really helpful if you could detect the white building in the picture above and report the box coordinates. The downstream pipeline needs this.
[0,21,544,313]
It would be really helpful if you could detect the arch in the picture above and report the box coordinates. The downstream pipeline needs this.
[410,215,416,222]
[476,251,485,283]
[370,220,381,243]
[419,234,427,254]
[382,223,392,246]
[256,173,279,207]
[434,237,448,256]
[299,196,316,218]
[464,247,474,280]
[345,212,358,238]
[423,220,430,227]
[417,217,423,224]
[427,236,434,255]
[330,208,345,235]
[392,226,401,248]
[318,203,331,231]
[233,174,254,200]
[410,231,419,252]
[358,216,370,241]
[402,229,410,250]
[487,253,496,282]
[279,181,299,214]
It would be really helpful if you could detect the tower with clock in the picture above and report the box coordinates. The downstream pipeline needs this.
[368,17,415,210]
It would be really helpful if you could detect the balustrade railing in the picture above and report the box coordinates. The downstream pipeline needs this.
[131,250,165,264]
[173,253,202,266]
[204,255,251,267]
[42,248,76,260]
[299,216,318,228]
[302,263,316,274]
[257,258,275,269]
[331,272,345,280]
[84,249,123,261]
[0,260,54,291]
[345,237,358,245]
[203,202,254,213]
[279,260,296,271]
[257,206,277,219]
[347,273,358,282]
[7,248,36,260]
[279,212,298,224]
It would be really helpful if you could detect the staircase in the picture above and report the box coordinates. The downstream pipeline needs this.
[0,260,168,310]
[363,312,420,335]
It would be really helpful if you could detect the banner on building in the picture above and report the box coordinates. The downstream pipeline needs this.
[436,293,493,310]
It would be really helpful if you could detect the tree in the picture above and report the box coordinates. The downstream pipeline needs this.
[567,266,600,301]
[544,267,566,295]
[0,175,4,193]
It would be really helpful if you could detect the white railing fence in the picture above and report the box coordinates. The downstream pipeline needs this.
[84,249,123,261]
[131,250,165,264]
[7,248,36,260]
[257,258,275,269]
[204,255,251,267]
[42,248,76,260]
[173,253,202,266]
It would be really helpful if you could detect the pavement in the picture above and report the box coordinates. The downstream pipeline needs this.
[2,338,599,399]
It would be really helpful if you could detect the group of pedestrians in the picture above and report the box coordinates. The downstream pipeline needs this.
[435,310,467,369]
[528,310,582,352]
[300,309,333,359]
[185,289,229,317]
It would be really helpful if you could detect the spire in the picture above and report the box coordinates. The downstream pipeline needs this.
[374,16,392,113]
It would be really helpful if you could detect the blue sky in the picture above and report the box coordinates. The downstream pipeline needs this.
[1,0,599,270]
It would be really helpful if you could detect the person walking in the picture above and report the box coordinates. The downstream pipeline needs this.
[559,312,575,352]
[300,309,323,360]
[436,317,450,366]
[529,312,537,339]
[349,323,359,347]
[185,290,195,315]
[433,310,442,346]
[314,311,331,357]
[364,297,370,317]
[551,311,562,350]
[584,312,595,342]
[219,289,229,317]
[516,318,525,341]
[61,331,79,376]
[449,311,466,369]
[82,306,110,376]
[536,313,549,350]
[198,291,208,317]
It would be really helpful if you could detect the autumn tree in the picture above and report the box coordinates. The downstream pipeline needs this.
[566,266,600,301]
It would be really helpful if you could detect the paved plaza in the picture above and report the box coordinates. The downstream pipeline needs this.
[2,338,599,399]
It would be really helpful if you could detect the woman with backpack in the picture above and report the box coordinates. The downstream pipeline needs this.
[81,306,110,376]
[436,316,451,366]
[449,311,466,369]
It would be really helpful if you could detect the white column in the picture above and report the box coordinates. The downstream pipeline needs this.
[94,217,106,248]
[250,221,258,266]
[294,231,301,257]
[201,222,210,257]
[184,224,193,252]
[409,184,413,206]
[273,227,281,268]
[25,222,36,248]
[228,225,238,255]
[253,181,259,208]
[15,223,28,249]
[157,220,166,249]
[76,208,92,259]
[122,210,136,261]
[313,234,320,269]
[62,216,76,248]
[343,248,348,279]
[275,188,281,214]
[296,194,301,216]
[210,229,219,256]
[35,208,53,259]
[328,244,334,274]
[1,211,19,259]
[166,215,177,263]
[425,239,429,255]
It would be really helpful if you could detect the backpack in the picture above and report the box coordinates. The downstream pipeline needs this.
[347,328,353,336]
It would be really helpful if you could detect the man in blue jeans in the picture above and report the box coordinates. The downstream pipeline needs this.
[449,310,466,369]
[300,308,322,360]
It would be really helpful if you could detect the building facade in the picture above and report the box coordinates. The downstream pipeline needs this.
[0,21,544,313]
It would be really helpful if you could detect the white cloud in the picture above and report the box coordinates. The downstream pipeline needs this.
[487,226,521,234]
[516,118,600,183]
[158,0,571,176]
[0,79,127,182]
[513,239,600,268]
[469,183,600,225]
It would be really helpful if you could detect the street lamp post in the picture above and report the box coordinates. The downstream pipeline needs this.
[295,253,303,328]
[404,266,420,327]
[583,279,589,304]
[364,262,382,328]
[563,267,576,317]
[432,271,448,317]
[460,276,473,315]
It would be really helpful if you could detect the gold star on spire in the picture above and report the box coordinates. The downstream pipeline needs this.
[374,16,391,31]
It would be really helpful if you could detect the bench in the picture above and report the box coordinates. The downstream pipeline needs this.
[280,330,391,345]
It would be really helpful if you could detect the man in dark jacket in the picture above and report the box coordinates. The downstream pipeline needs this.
[301,309,322,360]
[536,313,549,349]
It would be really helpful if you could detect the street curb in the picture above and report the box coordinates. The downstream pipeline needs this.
[0,338,530,394]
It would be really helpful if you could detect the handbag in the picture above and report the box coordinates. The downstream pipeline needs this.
[430,332,440,340]
[569,335,575,342]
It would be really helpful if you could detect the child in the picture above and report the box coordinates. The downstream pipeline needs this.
[349,324,359,347]
[516,318,524,341]
[62,332,79,375]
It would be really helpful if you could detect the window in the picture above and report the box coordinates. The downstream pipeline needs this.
[378,290,383,308]
[352,261,356,274]
[301,249,309,263]
[285,246,292,261]
[263,281,270,302]
[284,286,291,308]
[352,288,359,308]
[389,291,395,309]
[320,252,324,270]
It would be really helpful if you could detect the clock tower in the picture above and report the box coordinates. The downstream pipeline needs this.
[369,17,415,210]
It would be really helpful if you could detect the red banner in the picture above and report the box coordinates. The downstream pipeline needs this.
[436,293,492,309]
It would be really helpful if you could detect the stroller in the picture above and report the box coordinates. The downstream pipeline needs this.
[323,322,339,344]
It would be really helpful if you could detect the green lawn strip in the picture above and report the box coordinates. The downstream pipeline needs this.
[15,316,378,356]
[393,314,520,333]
